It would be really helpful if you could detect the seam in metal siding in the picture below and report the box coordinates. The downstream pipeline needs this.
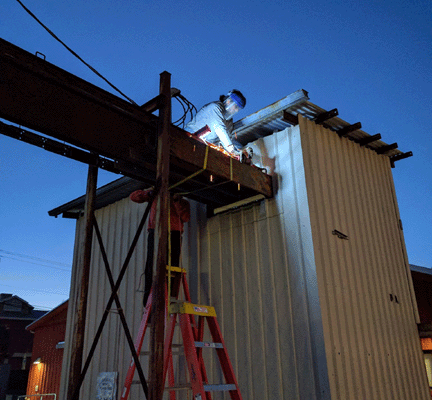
[299,115,429,400]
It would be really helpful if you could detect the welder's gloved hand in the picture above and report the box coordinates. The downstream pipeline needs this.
[226,144,242,161]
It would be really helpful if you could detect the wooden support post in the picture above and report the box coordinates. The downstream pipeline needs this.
[149,71,171,400]
[67,164,98,400]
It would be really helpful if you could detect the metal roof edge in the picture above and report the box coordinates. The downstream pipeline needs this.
[48,176,146,218]
[233,89,309,133]
[410,264,432,275]
[26,299,68,331]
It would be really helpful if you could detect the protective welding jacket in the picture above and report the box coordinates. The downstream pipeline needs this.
[129,190,190,232]
[185,101,234,150]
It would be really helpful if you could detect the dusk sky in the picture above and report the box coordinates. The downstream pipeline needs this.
[1,0,431,310]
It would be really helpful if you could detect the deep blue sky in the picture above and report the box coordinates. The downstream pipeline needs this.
[1,0,431,310]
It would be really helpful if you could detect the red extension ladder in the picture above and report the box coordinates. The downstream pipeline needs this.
[120,266,242,400]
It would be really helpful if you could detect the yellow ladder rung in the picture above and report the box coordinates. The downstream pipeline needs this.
[169,302,216,317]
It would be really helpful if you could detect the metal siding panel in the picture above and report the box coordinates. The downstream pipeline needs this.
[274,126,328,399]
[354,138,393,399]
[257,216,283,397]
[299,115,429,400]
[232,211,254,399]
[193,125,330,400]
[300,117,342,399]
[375,156,428,399]
[59,217,85,399]
[242,208,268,400]
[341,138,378,400]
[209,221,223,387]
[61,120,335,400]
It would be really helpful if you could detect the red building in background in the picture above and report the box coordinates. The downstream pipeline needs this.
[25,301,68,399]
[411,265,432,397]
[0,294,46,400]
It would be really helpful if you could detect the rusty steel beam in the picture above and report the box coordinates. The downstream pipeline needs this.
[0,38,272,202]
[169,127,273,198]
[0,38,156,162]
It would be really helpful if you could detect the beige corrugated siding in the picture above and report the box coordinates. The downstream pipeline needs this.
[60,115,428,400]
[59,198,152,399]
[299,115,429,400]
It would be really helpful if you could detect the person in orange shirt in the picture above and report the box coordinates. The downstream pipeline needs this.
[130,189,190,306]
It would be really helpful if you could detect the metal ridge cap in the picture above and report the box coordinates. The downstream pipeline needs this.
[233,89,309,133]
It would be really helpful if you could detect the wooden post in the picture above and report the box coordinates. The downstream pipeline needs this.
[149,71,171,400]
[67,165,98,400]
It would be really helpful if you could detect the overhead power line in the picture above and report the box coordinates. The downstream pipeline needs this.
[15,0,138,105]
[0,282,68,296]
[0,249,70,267]
[0,255,72,272]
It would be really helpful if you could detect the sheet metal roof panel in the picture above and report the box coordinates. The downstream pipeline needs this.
[233,89,310,143]
[234,91,403,157]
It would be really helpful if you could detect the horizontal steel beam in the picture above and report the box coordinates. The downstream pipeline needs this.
[0,38,272,203]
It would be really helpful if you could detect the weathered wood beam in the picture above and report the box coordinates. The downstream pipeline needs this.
[67,165,98,400]
[314,108,338,124]
[390,151,413,168]
[376,142,398,154]
[282,110,299,126]
[337,122,362,137]
[358,133,382,146]
[149,71,171,400]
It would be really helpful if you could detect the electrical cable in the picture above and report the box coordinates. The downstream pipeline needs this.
[0,282,68,296]
[173,96,187,126]
[172,93,197,129]
[15,0,138,106]
[0,249,70,267]
[0,255,72,272]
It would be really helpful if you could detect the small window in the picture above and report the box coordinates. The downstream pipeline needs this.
[3,304,21,312]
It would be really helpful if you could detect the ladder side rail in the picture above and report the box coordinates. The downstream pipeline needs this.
[163,314,178,387]
[180,273,200,340]
[197,316,212,400]
[120,291,153,400]
[180,271,193,303]
[167,347,176,400]
[206,317,243,400]
[179,314,208,399]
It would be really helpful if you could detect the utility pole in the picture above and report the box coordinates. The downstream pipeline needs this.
[149,71,171,400]
[67,165,98,400]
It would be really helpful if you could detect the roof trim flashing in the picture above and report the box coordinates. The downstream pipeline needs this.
[233,89,309,134]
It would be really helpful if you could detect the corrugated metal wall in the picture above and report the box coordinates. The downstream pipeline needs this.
[59,123,331,399]
[60,198,154,399]
[59,115,428,400]
[183,124,331,400]
[299,115,429,399]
